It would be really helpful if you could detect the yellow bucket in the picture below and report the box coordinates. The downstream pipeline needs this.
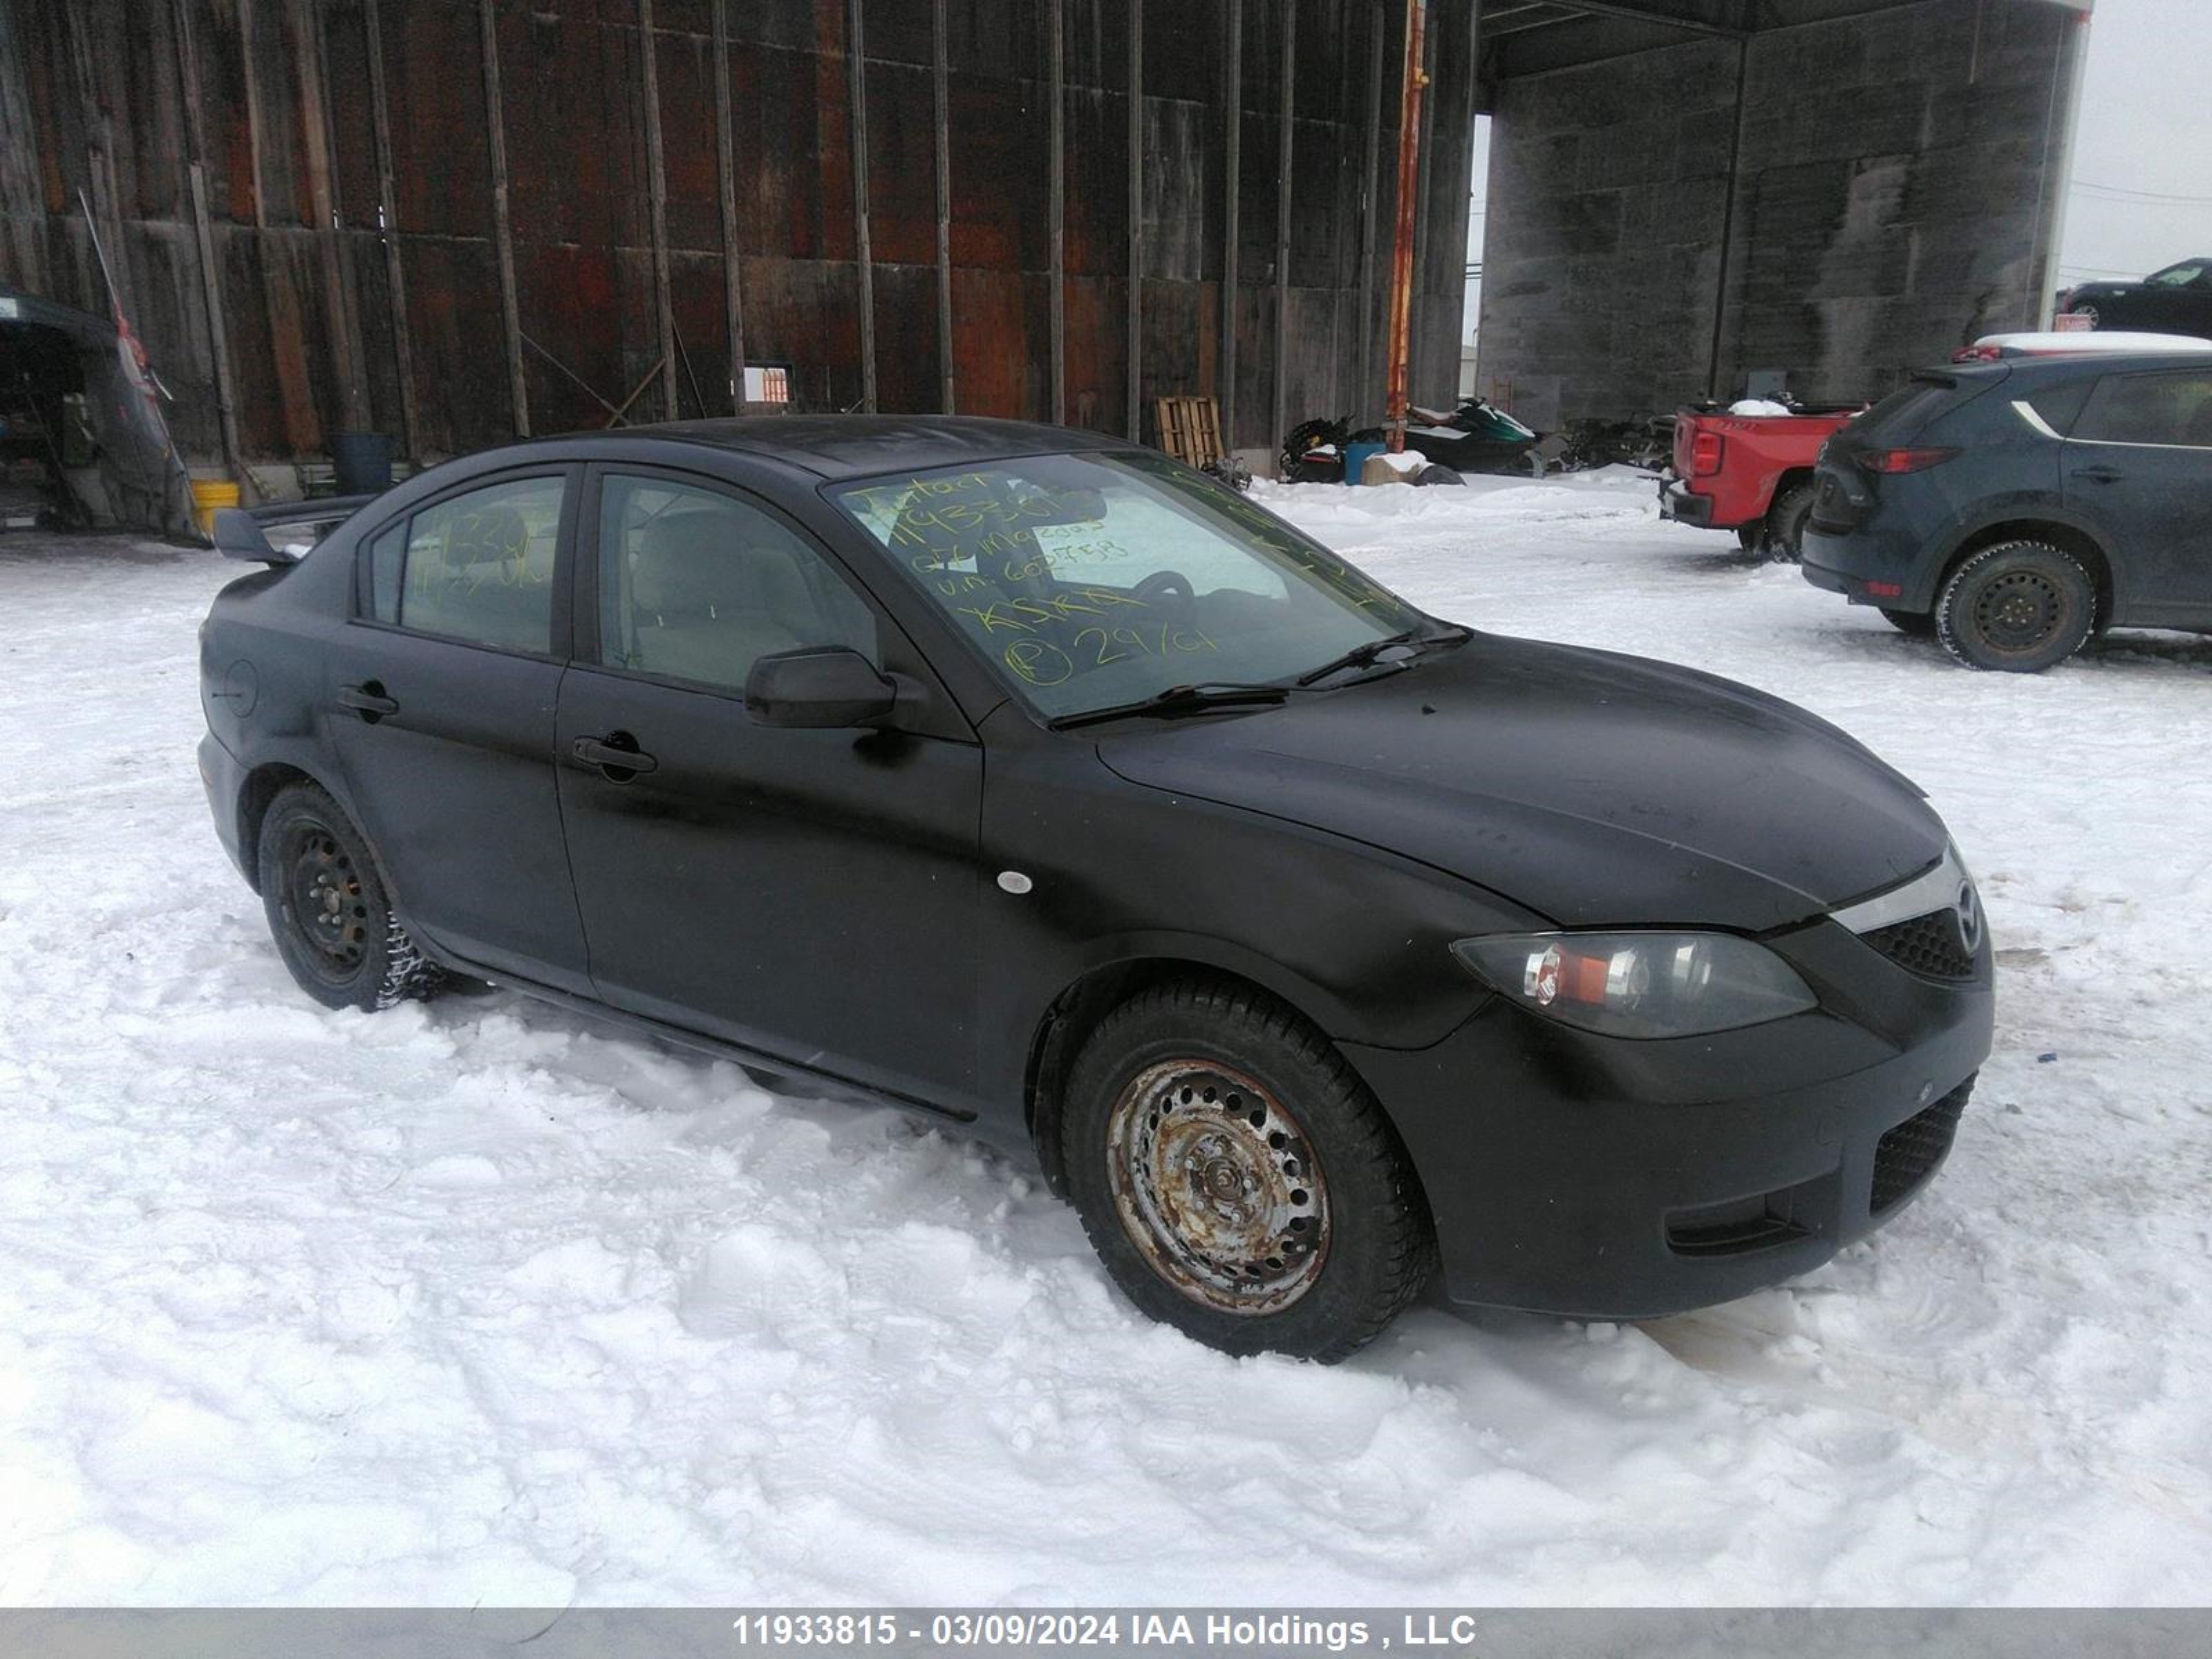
[190,478,241,536]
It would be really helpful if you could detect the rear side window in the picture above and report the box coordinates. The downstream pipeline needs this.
[1851,380,1951,440]
[360,476,567,653]
[2077,371,2212,448]
[2025,377,2094,436]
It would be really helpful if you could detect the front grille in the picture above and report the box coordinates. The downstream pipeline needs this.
[1863,908,1976,980]
[1871,1078,1974,1214]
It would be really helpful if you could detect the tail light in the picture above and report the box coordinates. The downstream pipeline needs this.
[1951,344,2003,364]
[1857,447,1960,476]
[1689,430,1724,477]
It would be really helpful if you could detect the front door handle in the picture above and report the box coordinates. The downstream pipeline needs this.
[337,681,399,720]
[2076,465,2125,484]
[571,733,659,779]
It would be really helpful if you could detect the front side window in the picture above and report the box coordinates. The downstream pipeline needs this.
[2076,371,2212,449]
[597,474,877,693]
[830,451,1423,719]
[364,475,565,653]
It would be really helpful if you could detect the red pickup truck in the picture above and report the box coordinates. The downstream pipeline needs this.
[1660,402,1866,558]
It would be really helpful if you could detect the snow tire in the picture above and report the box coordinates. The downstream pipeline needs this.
[257,781,444,1012]
[1062,977,1435,1362]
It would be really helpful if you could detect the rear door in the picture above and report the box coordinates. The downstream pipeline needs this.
[2064,368,2212,624]
[553,465,986,1109]
[324,467,590,991]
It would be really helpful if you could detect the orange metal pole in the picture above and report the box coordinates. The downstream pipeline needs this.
[1383,0,1427,453]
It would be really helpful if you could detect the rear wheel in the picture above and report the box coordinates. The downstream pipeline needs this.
[1881,608,1937,637]
[1935,540,2097,672]
[1765,480,1816,562]
[256,782,442,1011]
[1062,979,1434,1362]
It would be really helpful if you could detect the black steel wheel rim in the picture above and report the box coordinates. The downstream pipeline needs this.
[1973,568,2064,653]
[1105,1060,1330,1316]
[283,821,372,979]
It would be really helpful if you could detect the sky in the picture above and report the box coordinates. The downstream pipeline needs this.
[1464,0,2212,341]
[2056,0,2212,289]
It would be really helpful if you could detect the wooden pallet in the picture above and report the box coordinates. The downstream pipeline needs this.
[1152,395,1224,467]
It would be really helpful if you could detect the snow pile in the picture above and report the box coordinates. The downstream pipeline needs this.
[3,489,2210,1605]
[1729,398,1795,417]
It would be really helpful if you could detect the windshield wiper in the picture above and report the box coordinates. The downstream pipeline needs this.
[1049,681,1293,730]
[1295,623,1469,687]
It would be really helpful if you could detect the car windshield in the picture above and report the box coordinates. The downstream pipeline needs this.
[831,450,1428,719]
[2149,261,2209,288]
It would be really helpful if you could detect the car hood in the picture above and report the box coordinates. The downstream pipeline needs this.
[1095,634,1947,932]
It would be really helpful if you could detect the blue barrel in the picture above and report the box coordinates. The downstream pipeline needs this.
[331,431,395,495]
[1343,440,1385,485]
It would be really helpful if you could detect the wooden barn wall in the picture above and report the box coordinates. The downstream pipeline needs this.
[0,0,1480,466]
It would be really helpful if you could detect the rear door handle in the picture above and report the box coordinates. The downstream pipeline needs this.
[337,682,399,720]
[2076,465,2125,483]
[571,733,659,778]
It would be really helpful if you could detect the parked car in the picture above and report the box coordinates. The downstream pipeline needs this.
[1952,329,2212,364]
[1660,400,1868,557]
[2061,256,2212,336]
[1801,352,2212,669]
[200,417,1992,1360]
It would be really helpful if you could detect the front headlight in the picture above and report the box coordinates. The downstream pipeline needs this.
[1451,931,1817,1040]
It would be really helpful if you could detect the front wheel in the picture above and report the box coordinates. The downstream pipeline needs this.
[1062,980,1434,1362]
[1935,540,2096,672]
[256,782,444,1011]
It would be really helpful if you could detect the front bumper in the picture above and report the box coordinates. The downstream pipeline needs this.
[1342,917,1994,1319]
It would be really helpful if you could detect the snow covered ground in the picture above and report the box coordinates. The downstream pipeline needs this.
[3,471,2209,1606]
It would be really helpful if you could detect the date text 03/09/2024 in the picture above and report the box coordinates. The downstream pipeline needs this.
[728,1611,1498,1651]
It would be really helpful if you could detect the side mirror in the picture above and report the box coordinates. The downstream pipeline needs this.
[211,505,293,565]
[744,646,897,730]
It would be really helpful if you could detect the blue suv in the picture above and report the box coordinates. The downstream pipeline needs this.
[1801,352,2212,671]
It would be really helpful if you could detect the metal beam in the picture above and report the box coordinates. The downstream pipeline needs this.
[1356,0,1384,423]
[1219,0,1241,454]
[1383,0,1426,451]
[711,0,746,412]
[1269,2,1294,460]
[167,0,248,484]
[933,0,955,413]
[846,0,876,411]
[639,0,678,420]
[291,0,369,433]
[1546,0,1748,37]
[1048,0,1065,425]
[1705,32,1750,399]
[478,0,529,437]
[361,0,420,458]
[1125,0,1143,440]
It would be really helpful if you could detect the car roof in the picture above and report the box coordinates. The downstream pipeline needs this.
[1988,350,2212,379]
[601,415,1130,480]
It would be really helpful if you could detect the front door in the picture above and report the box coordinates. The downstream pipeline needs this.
[2065,367,2212,625]
[553,465,985,1109]
[324,467,590,991]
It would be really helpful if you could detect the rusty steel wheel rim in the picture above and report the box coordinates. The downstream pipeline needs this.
[283,822,371,980]
[1105,1060,1329,1316]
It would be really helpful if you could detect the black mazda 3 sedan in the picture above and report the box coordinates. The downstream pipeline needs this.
[198,417,1993,1360]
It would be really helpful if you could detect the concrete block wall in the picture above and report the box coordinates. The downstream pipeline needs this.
[1476,0,2083,429]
